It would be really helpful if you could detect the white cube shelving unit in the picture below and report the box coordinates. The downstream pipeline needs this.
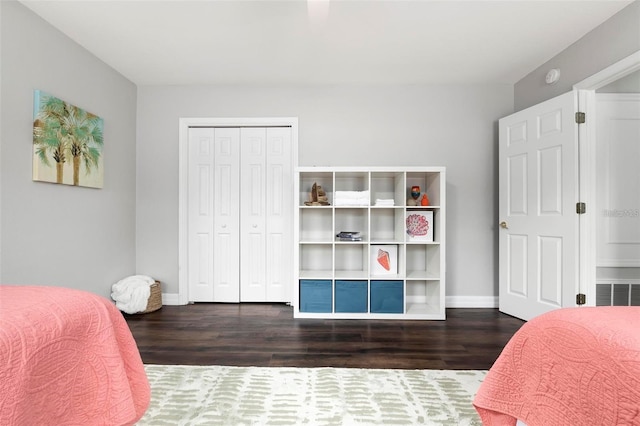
[294,167,446,320]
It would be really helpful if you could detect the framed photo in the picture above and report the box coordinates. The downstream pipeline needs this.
[406,211,433,242]
[370,244,398,276]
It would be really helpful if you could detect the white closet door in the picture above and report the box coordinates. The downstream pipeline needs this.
[188,127,240,302]
[265,127,293,301]
[188,128,215,301]
[213,128,241,302]
[240,128,267,301]
[189,126,292,303]
[240,127,292,302]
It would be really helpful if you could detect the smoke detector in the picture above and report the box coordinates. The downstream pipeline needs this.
[545,69,561,85]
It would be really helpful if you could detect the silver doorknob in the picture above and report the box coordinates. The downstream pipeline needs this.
[500,221,508,229]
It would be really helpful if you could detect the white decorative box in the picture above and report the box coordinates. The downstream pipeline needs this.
[405,211,434,242]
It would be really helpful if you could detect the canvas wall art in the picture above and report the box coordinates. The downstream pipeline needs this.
[33,90,104,188]
[406,211,434,242]
[370,244,398,276]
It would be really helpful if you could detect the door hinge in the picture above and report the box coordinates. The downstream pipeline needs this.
[576,293,586,305]
[575,112,586,124]
[576,202,586,214]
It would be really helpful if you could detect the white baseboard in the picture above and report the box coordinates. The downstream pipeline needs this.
[162,293,499,309]
[446,296,498,308]
[161,293,184,305]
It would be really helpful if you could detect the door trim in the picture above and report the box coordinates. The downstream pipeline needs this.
[178,117,299,305]
[574,50,640,306]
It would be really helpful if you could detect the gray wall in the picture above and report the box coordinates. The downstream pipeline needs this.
[598,69,640,92]
[6,0,633,305]
[0,1,137,298]
[136,85,514,302]
[515,0,640,111]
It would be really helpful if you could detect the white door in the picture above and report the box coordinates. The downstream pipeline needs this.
[188,128,240,302]
[188,126,292,303]
[240,128,292,302]
[188,127,215,301]
[213,128,241,302]
[264,128,293,301]
[499,91,579,320]
[595,94,640,267]
[240,128,266,301]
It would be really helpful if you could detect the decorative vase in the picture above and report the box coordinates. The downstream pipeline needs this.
[410,186,420,201]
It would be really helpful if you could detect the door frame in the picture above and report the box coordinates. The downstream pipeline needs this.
[574,50,640,305]
[177,117,299,305]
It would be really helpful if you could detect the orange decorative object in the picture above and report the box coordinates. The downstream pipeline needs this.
[377,249,391,271]
[421,194,430,206]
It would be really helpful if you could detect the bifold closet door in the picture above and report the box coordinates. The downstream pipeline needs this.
[189,126,293,303]
[240,127,292,302]
[188,127,240,302]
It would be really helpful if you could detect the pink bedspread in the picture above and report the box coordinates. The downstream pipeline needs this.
[474,306,640,426]
[0,285,150,425]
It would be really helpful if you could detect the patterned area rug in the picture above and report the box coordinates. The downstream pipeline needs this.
[137,365,486,425]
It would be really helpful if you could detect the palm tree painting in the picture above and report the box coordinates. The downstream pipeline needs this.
[33,90,104,188]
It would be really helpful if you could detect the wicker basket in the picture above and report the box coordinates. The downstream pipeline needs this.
[139,281,162,314]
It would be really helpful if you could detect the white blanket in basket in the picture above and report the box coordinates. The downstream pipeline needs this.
[111,275,156,314]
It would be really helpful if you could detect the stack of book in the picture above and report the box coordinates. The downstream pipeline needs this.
[336,231,363,241]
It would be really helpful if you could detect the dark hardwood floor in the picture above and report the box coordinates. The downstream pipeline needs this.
[125,303,524,370]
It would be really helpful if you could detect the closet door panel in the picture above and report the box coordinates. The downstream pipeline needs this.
[213,128,241,302]
[265,128,292,301]
[188,128,215,301]
[240,128,267,301]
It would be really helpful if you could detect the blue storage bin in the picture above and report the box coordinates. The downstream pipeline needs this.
[370,280,404,313]
[335,280,368,313]
[299,280,332,313]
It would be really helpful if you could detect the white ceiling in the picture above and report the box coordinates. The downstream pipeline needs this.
[19,0,634,86]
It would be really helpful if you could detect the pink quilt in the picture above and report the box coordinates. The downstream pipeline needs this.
[0,285,150,425]
[474,306,640,426]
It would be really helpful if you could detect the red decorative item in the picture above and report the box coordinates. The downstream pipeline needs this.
[406,214,429,237]
[377,249,391,271]
[421,194,430,206]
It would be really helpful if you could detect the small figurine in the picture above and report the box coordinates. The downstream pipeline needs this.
[411,186,420,200]
[304,182,330,206]
[420,194,430,206]
[407,185,420,206]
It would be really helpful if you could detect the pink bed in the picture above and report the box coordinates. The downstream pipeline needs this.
[0,285,150,425]
[474,306,640,426]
